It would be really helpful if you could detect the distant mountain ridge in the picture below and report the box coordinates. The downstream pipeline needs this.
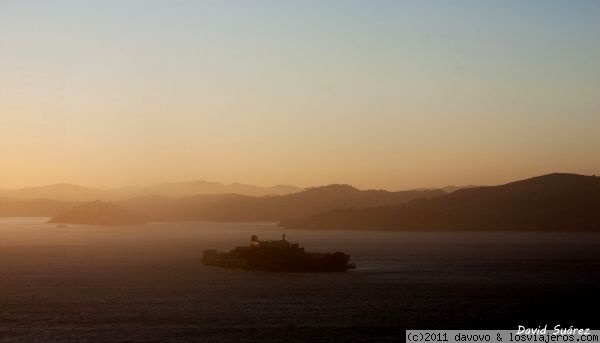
[117,181,301,199]
[34,184,443,223]
[281,173,600,232]
[0,181,303,201]
[119,185,445,222]
[15,173,600,231]
[441,185,481,193]
[2,184,444,221]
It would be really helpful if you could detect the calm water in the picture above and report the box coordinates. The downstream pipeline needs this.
[1,218,599,342]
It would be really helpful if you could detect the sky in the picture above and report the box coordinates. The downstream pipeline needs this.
[1,0,599,190]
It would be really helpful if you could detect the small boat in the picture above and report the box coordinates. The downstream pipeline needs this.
[56,224,69,228]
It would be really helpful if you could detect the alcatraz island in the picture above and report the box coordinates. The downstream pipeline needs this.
[202,235,355,272]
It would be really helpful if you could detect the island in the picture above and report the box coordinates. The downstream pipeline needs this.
[49,200,147,225]
[202,235,355,272]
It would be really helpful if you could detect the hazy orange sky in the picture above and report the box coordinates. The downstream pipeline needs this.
[1,1,599,190]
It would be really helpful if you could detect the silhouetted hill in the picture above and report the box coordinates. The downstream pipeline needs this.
[0,185,442,221]
[441,185,481,193]
[116,181,302,198]
[120,194,245,221]
[49,201,146,225]
[120,185,445,222]
[281,174,600,232]
[0,181,302,202]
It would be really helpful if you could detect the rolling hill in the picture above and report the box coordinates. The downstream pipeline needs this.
[118,181,301,198]
[280,173,600,232]
[119,185,445,222]
[0,181,302,202]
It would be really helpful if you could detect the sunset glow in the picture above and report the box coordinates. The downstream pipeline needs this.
[1,1,599,190]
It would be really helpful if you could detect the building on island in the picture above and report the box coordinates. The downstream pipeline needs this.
[251,234,294,248]
[203,234,354,272]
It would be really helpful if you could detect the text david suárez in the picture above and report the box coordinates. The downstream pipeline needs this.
[517,326,591,336]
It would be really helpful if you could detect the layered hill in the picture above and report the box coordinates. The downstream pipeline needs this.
[49,201,147,225]
[119,181,301,198]
[3,185,443,222]
[0,181,302,202]
[120,185,445,222]
[280,174,600,232]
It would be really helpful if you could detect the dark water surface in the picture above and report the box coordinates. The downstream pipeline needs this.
[1,218,599,342]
